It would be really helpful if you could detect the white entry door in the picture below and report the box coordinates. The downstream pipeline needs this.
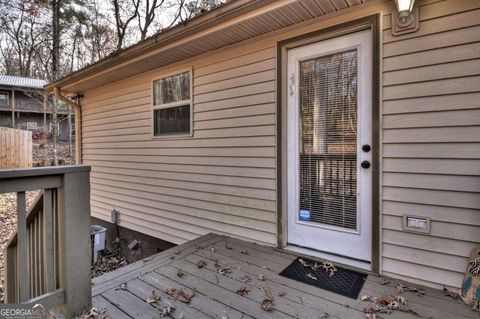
[287,29,373,265]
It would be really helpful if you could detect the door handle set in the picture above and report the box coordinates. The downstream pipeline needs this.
[361,145,371,169]
[361,160,371,169]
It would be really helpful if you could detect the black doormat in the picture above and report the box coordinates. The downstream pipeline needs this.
[279,257,367,299]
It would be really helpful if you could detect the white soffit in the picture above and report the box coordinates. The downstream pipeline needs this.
[58,0,368,93]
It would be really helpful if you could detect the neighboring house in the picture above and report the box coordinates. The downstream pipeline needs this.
[0,75,72,140]
[46,0,480,291]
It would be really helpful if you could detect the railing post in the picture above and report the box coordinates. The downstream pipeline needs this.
[16,191,30,302]
[43,189,55,293]
[57,169,91,317]
[5,246,17,303]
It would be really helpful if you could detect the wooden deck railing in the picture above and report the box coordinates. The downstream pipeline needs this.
[1,166,91,317]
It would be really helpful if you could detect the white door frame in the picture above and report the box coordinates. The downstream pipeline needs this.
[285,29,373,269]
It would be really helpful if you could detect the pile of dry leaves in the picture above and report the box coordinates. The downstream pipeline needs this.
[361,282,426,318]
[91,254,128,278]
[0,191,39,303]
[362,294,418,318]
[299,258,338,278]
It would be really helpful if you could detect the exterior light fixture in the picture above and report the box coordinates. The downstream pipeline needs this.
[392,0,419,36]
[395,0,415,27]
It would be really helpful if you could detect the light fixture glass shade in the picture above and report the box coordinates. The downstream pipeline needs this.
[395,0,415,13]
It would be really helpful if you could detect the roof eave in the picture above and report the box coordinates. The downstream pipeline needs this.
[45,0,272,92]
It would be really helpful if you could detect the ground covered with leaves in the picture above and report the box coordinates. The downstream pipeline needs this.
[33,140,75,166]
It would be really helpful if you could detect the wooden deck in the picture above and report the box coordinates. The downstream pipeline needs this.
[91,234,477,319]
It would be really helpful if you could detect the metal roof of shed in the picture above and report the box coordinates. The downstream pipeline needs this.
[0,75,47,90]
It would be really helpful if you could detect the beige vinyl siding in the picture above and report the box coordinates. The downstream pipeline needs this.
[81,42,278,246]
[79,0,480,289]
[380,0,480,288]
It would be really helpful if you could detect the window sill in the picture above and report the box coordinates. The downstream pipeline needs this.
[151,132,193,140]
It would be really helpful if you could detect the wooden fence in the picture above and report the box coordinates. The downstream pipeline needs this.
[0,127,32,168]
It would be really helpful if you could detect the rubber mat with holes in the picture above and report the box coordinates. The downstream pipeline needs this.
[279,257,367,299]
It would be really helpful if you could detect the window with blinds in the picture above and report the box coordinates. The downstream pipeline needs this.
[298,49,358,230]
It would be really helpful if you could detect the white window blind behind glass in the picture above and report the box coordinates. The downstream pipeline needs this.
[298,49,358,230]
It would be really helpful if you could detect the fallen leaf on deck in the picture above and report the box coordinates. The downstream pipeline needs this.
[361,293,419,317]
[363,304,376,319]
[306,273,318,280]
[261,289,274,311]
[404,307,419,315]
[380,279,391,285]
[322,262,337,277]
[416,289,426,296]
[197,260,207,268]
[298,258,337,277]
[395,295,407,306]
[236,286,250,296]
[215,261,232,275]
[378,294,394,306]
[115,283,127,291]
[146,290,161,304]
[299,258,309,267]
[396,283,406,294]
[159,307,174,318]
[166,287,196,304]
[312,262,322,270]
[443,287,458,300]
[77,307,108,319]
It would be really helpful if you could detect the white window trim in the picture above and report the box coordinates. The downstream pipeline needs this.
[151,68,193,139]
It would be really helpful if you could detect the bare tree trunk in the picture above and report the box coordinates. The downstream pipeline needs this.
[68,106,72,159]
[113,0,140,50]
[43,92,47,135]
[51,0,60,166]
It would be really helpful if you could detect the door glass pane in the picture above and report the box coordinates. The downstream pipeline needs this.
[298,49,358,230]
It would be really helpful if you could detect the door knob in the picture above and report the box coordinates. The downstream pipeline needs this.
[361,160,371,169]
[362,144,371,152]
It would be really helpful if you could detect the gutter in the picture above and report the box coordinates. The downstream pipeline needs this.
[53,87,82,165]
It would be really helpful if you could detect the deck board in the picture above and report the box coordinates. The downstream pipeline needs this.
[92,234,478,319]
[141,271,250,319]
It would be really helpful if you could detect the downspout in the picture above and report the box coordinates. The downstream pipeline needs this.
[53,87,82,164]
